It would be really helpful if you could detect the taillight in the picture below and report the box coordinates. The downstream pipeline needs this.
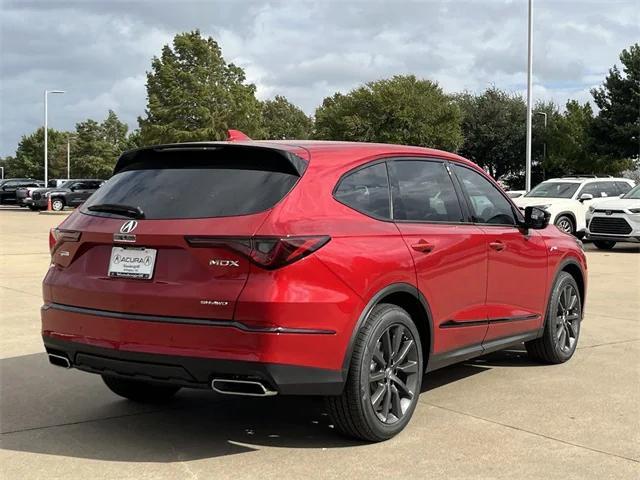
[185,236,330,270]
[49,228,81,255]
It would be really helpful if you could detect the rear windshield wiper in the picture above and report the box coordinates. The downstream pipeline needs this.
[87,203,145,219]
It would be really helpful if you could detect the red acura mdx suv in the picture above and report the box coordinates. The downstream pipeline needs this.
[42,138,587,441]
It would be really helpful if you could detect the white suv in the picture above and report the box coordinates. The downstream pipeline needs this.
[514,176,635,237]
[586,184,640,249]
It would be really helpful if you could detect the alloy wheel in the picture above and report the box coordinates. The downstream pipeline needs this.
[556,217,573,234]
[368,324,419,424]
[555,284,580,353]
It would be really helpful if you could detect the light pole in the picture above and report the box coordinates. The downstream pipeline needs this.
[44,89,65,185]
[67,138,71,179]
[535,111,547,180]
[525,0,534,192]
[0,166,4,180]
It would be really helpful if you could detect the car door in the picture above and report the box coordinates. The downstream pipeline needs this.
[67,182,88,206]
[452,164,548,346]
[388,159,489,362]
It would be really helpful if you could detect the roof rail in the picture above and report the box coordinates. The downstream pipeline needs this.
[561,174,613,179]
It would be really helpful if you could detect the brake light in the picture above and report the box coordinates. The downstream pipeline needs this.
[185,236,330,270]
[49,228,81,255]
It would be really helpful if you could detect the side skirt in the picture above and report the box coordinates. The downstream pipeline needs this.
[426,330,540,373]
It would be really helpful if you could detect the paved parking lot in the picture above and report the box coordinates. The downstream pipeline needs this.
[1,206,639,479]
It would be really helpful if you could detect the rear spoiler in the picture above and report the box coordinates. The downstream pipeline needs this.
[114,142,308,177]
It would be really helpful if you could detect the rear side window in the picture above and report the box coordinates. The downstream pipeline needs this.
[388,160,463,222]
[334,163,391,219]
[82,152,302,219]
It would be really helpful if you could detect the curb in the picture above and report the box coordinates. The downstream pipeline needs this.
[39,210,71,216]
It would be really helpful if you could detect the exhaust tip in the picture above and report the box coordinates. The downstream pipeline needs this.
[48,353,71,369]
[211,378,277,397]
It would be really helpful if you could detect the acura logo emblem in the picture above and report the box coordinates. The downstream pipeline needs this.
[120,220,138,233]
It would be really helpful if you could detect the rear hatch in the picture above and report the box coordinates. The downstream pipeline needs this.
[46,143,308,320]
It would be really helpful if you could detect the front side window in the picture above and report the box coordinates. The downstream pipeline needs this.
[616,182,632,194]
[579,182,618,198]
[334,163,391,219]
[623,185,640,199]
[388,160,463,222]
[453,165,516,225]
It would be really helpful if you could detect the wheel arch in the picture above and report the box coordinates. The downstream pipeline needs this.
[341,283,433,375]
[540,257,586,334]
[554,211,576,229]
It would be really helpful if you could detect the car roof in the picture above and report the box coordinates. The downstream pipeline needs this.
[121,140,476,171]
[543,177,631,184]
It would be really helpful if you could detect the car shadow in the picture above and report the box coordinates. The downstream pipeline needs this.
[1,348,534,462]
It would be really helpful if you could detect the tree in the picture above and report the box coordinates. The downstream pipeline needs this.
[314,75,463,150]
[260,95,313,139]
[73,110,132,178]
[138,30,263,144]
[8,127,70,179]
[591,43,640,162]
[457,88,526,180]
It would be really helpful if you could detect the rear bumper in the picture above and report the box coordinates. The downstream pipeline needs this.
[41,303,348,395]
[43,336,344,395]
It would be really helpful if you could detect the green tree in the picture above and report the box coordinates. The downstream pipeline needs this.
[260,95,313,139]
[457,88,526,179]
[138,30,263,144]
[314,75,463,150]
[591,43,640,162]
[73,110,132,178]
[8,127,69,179]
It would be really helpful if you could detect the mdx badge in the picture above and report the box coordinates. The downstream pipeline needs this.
[209,259,240,267]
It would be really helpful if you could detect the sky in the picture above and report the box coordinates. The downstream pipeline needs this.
[1,0,638,157]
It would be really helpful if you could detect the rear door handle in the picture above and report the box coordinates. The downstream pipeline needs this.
[489,241,506,251]
[411,240,434,253]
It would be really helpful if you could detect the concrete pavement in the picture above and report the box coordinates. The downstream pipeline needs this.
[1,207,639,479]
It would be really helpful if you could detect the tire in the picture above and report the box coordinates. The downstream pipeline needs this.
[326,304,423,442]
[526,272,582,364]
[102,375,180,403]
[51,198,65,211]
[554,215,575,235]
[593,240,616,250]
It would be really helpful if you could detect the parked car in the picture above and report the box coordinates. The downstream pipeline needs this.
[15,182,46,206]
[0,178,42,204]
[586,184,640,249]
[29,179,104,211]
[48,178,71,188]
[43,138,587,442]
[506,190,526,199]
[514,175,635,237]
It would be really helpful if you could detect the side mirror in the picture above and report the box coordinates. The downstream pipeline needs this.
[524,206,550,230]
[579,193,593,202]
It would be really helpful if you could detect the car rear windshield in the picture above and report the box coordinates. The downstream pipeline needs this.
[525,182,579,198]
[81,149,303,219]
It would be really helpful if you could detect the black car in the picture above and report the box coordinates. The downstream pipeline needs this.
[0,178,43,204]
[29,179,105,211]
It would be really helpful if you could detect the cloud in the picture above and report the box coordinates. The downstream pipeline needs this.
[1,0,638,156]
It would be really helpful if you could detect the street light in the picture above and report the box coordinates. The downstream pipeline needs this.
[44,89,65,185]
[525,0,534,192]
[0,166,4,180]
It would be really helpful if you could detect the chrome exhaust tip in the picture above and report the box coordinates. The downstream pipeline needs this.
[211,378,277,397]
[48,353,71,369]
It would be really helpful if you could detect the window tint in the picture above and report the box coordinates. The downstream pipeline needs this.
[453,165,516,225]
[83,160,300,220]
[616,182,632,194]
[579,181,619,198]
[334,163,390,219]
[388,160,463,222]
